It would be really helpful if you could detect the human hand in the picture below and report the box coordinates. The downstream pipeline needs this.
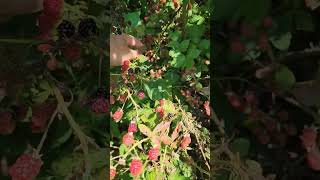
[0,0,43,22]
[110,34,144,67]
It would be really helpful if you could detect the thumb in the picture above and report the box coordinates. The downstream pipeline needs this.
[123,34,144,48]
[121,49,141,63]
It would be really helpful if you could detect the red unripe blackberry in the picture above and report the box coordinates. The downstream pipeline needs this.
[9,154,42,180]
[226,92,243,109]
[258,33,269,50]
[37,44,52,53]
[47,57,58,71]
[31,102,56,133]
[230,40,245,54]
[0,112,15,135]
[244,91,258,106]
[130,75,136,81]
[112,109,123,122]
[137,91,145,99]
[300,127,318,150]
[91,97,108,113]
[159,99,165,106]
[203,101,210,116]
[181,134,191,149]
[110,96,115,105]
[148,148,159,161]
[128,122,137,133]
[43,0,63,17]
[122,60,130,72]
[62,44,81,61]
[118,94,127,103]
[110,166,116,180]
[306,148,320,170]
[122,133,134,146]
[129,159,143,176]
[155,106,164,113]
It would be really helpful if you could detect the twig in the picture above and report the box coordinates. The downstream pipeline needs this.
[51,84,91,177]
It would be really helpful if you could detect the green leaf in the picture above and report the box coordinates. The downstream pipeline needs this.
[230,138,250,158]
[169,31,181,41]
[169,50,180,58]
[186,25,205,43]
[119,144,128,156]
[146,170,157,180]
[246,160,263,175]
[198,39,210,50]
[39,80,51,91]
[110,120,120,137]
[190,15,205,25]
[138,124,153,137]
[137,55,147,63]
[33,91,51,103]
[144,83,154,100]
[171,54,186,68]
[179,40,190,52]
[275,65,296,91]
[123,11,141,27]
[168,171,188,180]
[185,47,201,68]
[270,32,292,51]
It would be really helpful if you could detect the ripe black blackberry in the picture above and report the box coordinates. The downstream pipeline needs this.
[57,20,76,39]
[128,68,135,75]
[167,113,174,119]
[78,18,98,38]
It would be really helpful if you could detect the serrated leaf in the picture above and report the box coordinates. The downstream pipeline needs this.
[33,91,51,103]
[199,39,210,50]
[124,11,141,27]
[246,160,263,175]
[119,144,128,156]
[153,121,171,134]
[138,124,153,137]
[171,122,182,140]
[270,32,292,51]
[160,134,172,145]
[151,136,161,148]
[146,170,157,180]
[168,171,188,180]
[137,55,147,63]
[39,80,51,91]
[144,83,154,100]
[179,40,190,52]
[275,65,296,91]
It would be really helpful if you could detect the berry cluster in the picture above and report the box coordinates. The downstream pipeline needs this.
[228,16,275,54]
[226,91,298,146]
[37,18,99,71]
